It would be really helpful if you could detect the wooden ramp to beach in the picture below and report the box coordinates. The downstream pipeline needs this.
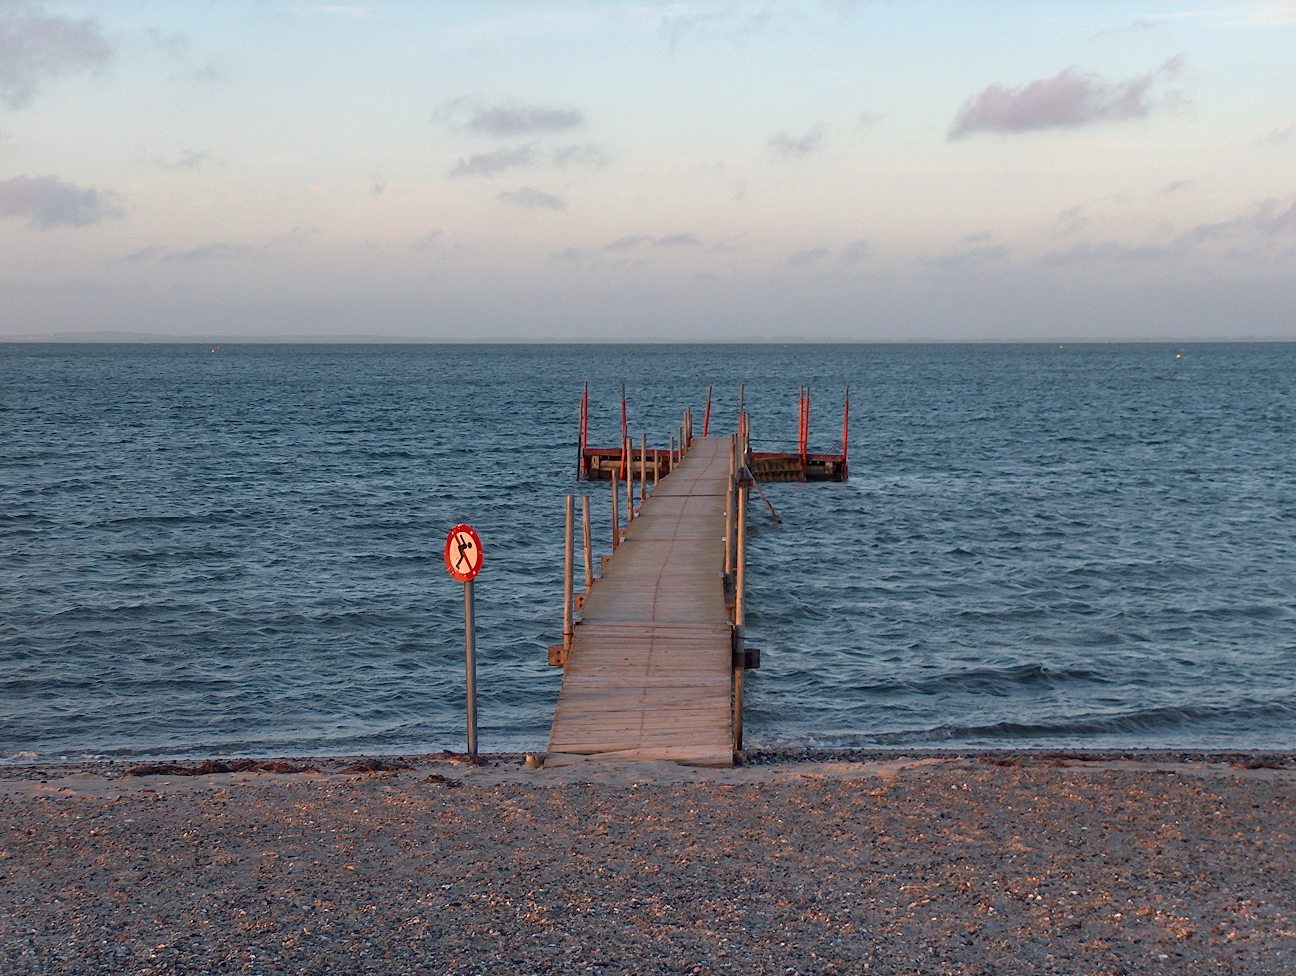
[547,436,735,767]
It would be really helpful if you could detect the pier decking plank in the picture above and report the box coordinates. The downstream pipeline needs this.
[548,436,734,766]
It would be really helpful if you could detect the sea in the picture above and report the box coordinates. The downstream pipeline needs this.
[4,342,1296,762]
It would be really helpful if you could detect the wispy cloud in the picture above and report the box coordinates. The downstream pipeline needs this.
[290,6,375,17]
[450,145,536,178]
[601,233,703,252]
[448,143,608,178]
[163,242,255,262]
[1040,241,1177,266]
[551,144,611,169]
[470,104,582,136]
[437,97,584,136]
[410,229,442,252]
[768,123,826,158]
[841,238,871,263]
[949,57,1182,138]
[1041,195,1296,267]
[660,6,779,50]
[123,226,318,263]
[604,235,652,252]
[1177,196,1296,246]
[787,247,829,266]
[654,233,701,248]
[498,186,565,211]
[920,244,1014,269]
[1261,122,1296,147]
[154,150,211,172]
[0,9,113,109]
[0,175,122,228]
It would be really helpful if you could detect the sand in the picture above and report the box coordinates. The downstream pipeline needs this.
[2,750,1295,975]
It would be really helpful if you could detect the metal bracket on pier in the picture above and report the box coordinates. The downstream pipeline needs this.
[732,641,760,670]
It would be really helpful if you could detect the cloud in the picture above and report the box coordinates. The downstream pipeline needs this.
[858,112,882,128]
[450,145,536,178]
[787,247,829,266]
[1160,179,1193,195]
[437,97,584,136]
[410,229,442,252]
[551,144,611,169]
[290,5,375,17]
[469,104,582,136]
[1040,241,1177,266]
[498,186,565,211]
[155,150,211,171]
[948,58,1182,138]
[122,242,254,263]
[841,238,871,263]
[768,124,826,158]
[654,233,701,248]
[920,245,1014,269]
[550,246,585,264]
[1040,196,1296,267]
[448,143,609,178]
[122,226,318,263]
[0,9,113,109]
[143,28,190,59]
[601,233,702,252]
[1177,196,1296,246]
[266,225,320,248]
[164,243,254,262]
[0,175,123,228]
[1261,122,1296,147]
[604,235,652,252]
[1052,206,1088,237]
[660,6,779,50]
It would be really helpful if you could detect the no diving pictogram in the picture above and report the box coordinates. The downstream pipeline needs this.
[444,524,484,582]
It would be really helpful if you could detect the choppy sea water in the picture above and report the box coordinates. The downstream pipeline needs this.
[3,342,1296,761]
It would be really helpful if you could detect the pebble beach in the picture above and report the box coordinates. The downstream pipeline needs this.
[3,750,1295,975]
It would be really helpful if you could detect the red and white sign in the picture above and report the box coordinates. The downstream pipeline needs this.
[444,524,484,582]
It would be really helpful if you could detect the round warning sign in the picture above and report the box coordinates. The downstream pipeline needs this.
[444,524,484,582]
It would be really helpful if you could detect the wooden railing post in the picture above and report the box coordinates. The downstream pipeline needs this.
[610,470,620,551]
[563,494,575,652]
[724,434,735,577]
[625,437,634,522]
[640,432,648,508]
[733,465,748,753]
[582,494,593,592]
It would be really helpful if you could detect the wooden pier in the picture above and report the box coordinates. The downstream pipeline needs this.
[545,384,845,767]
[547,434,739,767]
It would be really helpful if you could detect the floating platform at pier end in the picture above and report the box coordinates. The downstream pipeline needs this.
[547,436,736,767]
[579,384,848,483]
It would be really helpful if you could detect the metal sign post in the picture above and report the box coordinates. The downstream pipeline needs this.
[444,523,484,756]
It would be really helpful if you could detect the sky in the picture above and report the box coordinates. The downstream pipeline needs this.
[1,0,1294,341]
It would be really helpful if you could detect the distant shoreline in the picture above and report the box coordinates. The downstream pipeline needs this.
[6,334,1296,345]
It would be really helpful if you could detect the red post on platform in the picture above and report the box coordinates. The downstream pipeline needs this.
[617,384,628,480]
[702,385,712,437]
[841,384,850,479]
[578,381,589,479]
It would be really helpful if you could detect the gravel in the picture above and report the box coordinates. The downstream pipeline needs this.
[2,751,1294,975]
